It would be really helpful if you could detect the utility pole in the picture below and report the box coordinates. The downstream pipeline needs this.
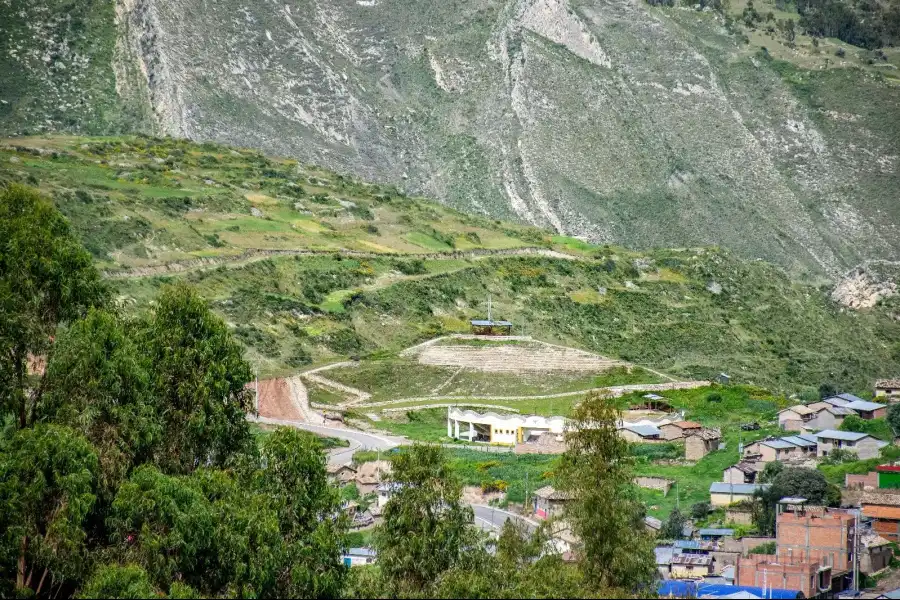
[525,470,530,513]
[487,294,492,322]
[255,366,260,417]
[853,510,860,592]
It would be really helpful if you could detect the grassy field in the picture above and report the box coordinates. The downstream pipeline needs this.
[325,359,663,403]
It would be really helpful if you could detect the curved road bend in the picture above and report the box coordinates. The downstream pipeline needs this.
[253,416,539,533]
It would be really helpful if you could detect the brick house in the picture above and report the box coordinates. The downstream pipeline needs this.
[685,428,721,461]
[327,463,358,485]
[816,430,887,460]
[735,554,827,598]
[844,399,888,420]
[659,420,702,440]
[743,435,816,463]
[776,506,855,572]
[861,491,900,542]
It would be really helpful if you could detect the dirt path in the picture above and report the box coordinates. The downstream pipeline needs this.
[301,362,371,405]
[104,246,581,279]
[287,376,324,425]
[356,380,709,409]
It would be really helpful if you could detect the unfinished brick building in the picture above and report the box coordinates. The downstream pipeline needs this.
[735,501,857,597]
[735,554,829,598]
[776,505,855,571]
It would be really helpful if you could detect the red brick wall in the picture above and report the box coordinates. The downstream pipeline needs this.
[776,510,854,571]
[846,471,879,489]
[736,555,819,597]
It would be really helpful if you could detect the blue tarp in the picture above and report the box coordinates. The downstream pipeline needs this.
[658,581,802,599]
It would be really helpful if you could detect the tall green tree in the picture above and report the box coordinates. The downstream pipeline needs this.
[0,184,107,429]
[373,444,482,596]
[886,403,900,437]
[250,428,347,598]
[557,391,656,594]
[660,507,688,540]
[79,564,159,599]
[37,309,160,499]
[0,424,98,596]
[142,284,252,473]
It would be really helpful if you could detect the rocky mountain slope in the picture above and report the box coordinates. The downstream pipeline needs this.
[2,0,899,275]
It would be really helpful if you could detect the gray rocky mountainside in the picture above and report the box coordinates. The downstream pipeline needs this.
[2,0,899,275]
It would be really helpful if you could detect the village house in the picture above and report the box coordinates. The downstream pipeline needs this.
[375,482,403,508]
[778,405,816,431]
[618,423,663,443]
[709,482,770,507]
[670,553,713,579]
[685,428,722,461]
[843,399,888,420]
[742,435,816,463]
[862,491,900,542]
[533,485,574,520]
[659,420,702,440]
[354,460,392,495]
[723,461,763,484]
[816,430,887,460]
[875,379,900,401]
[861,533,893,574]
[805,403,854,430]
[326,463,357,485]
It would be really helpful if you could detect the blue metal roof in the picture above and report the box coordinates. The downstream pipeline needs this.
[624,424,662,437]
[845,399,886,412]
[674,540,701,549]
[698,528,734,536]
[761,439,798,449]
[709,482,770,495]
[816,429,869,441]
[658,581,802,599]
[344,547,377,557]
[781,435,816,448]
[797,433,819,443]
[836,392,867,403]
[470,319,513,326]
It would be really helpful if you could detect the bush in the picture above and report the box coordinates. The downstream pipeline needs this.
[480,479,508,494]
[691,502,711,520]
[749,541,776,555]
[706,392,722,403]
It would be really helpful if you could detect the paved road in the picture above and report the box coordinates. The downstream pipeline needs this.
[471,504,539,534]
[254,416,402,465]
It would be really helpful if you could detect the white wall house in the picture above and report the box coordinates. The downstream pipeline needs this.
[447,408,566,445]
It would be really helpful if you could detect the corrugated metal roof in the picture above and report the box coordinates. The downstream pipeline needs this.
[470,319,513,326]
[624,424,662,437]
[672,553,712,565]
[710,482,770,495]
[761,439,799,449]
[836,392,867,403]
[816,429,869,441]
[845,399,887,412]
[658,582,802,599]
[781,436,817,448]
[823,396,851,407]
[797,433,819,443]
[698,528,734,536]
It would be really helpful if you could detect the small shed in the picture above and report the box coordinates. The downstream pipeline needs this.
[533,485,574,520]
[470,319,513,335]
[342,547,377,567]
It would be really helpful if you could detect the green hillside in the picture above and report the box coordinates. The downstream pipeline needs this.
[2,135,898,393]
